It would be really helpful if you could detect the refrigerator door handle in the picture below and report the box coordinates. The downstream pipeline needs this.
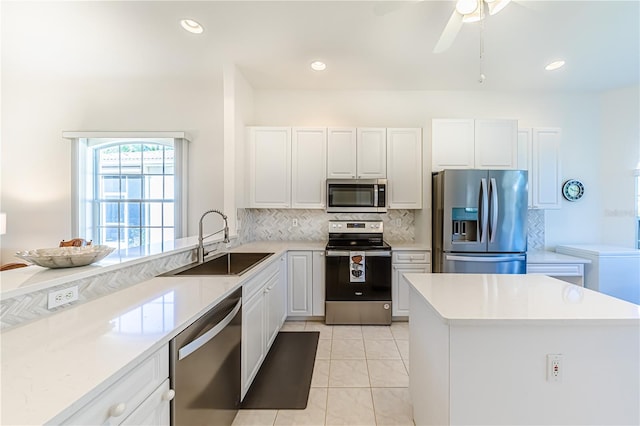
[489,177,498,243]
[445,254,526,262]
[479,178,489,243]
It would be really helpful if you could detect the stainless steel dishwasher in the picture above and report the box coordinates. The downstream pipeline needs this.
[170,288,242,426]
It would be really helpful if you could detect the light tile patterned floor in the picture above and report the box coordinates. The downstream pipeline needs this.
[232,321,413,426]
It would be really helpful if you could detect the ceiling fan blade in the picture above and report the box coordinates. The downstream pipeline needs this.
[433,9,464,53]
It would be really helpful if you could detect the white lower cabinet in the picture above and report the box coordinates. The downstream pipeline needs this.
[61,345,171,426]
[287,251,313,316]
[392,251,431,317]
[241,256,286,399]
[287,251,325,317]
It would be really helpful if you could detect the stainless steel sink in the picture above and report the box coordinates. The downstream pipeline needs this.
[161,252,274,277]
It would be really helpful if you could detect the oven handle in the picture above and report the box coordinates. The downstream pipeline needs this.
[326,250,391,257]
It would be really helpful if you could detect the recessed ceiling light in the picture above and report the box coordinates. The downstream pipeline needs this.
[310,61,327,71]
[180,19,204,34]
[545,60,565,71]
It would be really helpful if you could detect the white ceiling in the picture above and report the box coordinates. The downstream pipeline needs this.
[4,1,639,92]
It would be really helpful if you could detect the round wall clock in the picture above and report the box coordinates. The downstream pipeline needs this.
[562,179,585,201]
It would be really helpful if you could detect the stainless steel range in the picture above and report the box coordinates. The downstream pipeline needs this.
[325,220,392,325]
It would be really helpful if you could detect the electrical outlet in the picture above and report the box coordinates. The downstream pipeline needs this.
[394,218,402,226]
[547,354,563,382]
[292,218,299,227]
[48,285,79,309]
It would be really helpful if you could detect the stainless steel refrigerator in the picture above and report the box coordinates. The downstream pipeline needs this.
[432,169,528,273]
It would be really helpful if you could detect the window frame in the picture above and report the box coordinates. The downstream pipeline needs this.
[65,131,189,248]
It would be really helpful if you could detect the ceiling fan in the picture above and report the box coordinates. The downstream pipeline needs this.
[433,0,512,53]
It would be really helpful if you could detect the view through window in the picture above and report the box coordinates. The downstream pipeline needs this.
[94,141,175,250]
[70,134,188,252]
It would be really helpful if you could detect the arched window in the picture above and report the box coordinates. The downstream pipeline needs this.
[65,132,189,251]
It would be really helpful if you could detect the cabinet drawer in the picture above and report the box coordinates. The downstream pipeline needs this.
[62,345,168,425]
[392,251,431,264]
[527,263,584,277]
[243,258,279,300]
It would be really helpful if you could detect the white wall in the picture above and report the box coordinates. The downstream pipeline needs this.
[253,89,604,249]
[600,85,640,248]
[1,2,225,263]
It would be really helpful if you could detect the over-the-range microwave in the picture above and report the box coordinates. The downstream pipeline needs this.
[326,179,387,213]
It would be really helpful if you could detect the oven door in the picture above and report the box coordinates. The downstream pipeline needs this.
[325,250,392,301]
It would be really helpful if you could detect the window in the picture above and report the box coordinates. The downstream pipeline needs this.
[67,132,189,251]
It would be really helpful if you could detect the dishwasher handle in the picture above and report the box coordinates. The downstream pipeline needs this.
[178,298,242,361]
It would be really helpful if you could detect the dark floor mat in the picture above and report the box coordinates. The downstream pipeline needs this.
[240,331,319,409]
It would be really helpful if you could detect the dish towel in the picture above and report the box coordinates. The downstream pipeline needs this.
[349,251,365,283]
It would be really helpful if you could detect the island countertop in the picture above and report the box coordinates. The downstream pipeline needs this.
[404,273,640,324]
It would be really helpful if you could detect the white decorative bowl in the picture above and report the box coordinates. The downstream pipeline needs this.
[15,245,115,269]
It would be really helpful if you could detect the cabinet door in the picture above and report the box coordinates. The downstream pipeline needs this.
[387,128,422,209]
[532,128,562,209]
[357,128,387,178]
[121,380,171,426]
[517,129,534,208]
[287,251,313,316]
[432,119,475,171]
[392,263,430,316]
[327,128,357,179]
[242,290,266,398]
[248,127,291,207]
[312,251,325,316]
[474,119,518,169]
[292,128,327,208]
[265,271,285,350]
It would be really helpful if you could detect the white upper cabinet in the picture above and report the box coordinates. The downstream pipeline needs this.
[356,128,387,179]
[474,119,518,169]
[292,128,327,208]
[328,128,386,179]
[247,127,291,208]
[387,128,423,209]
[327,128,357,178]
[431,119,475,170]
[432,119,518,171]
[518,127,562,209]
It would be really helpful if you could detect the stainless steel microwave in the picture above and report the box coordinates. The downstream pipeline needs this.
[326,179,387,213]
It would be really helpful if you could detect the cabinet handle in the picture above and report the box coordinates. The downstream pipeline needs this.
[109,403,127,418]
[162,389,176,401]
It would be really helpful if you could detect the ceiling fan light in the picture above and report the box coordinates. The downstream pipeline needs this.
[456,0,479,15]
[488,0,511,16]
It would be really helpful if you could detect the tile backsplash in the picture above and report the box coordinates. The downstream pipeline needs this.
[241,209,415,243]
[527,209,545,250]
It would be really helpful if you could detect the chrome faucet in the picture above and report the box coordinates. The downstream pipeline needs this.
[198,209,230,263]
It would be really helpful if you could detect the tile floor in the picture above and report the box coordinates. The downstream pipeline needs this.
[232,321,413,426]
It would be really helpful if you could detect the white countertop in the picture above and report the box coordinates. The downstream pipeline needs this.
[0,237,201,300]
[387,241,431,251]
[526,250,591,264]
[0,240,325,426]
[557,244,640,257]
[0,239,327,300]
[405,273,640,324]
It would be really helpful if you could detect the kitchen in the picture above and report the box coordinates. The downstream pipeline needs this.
[2,1,640,425]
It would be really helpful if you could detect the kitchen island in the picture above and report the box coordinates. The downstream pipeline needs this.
[405,273,640,426]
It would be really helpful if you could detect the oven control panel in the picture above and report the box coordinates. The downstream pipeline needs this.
[329,220,384,234]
